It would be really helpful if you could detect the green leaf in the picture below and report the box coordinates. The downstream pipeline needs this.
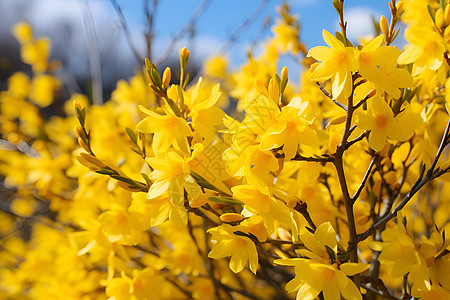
[332,0,341,15]
[125,128,137,145]
[164,97,182,117]
[95,168,115,175]
[335,31,346,45]
[190,171,222,193]
[144,58,152,72]
[233,230,258,242]
[141,173,152,186]
[75,106,85,126]
[325,245,336,263]
[182,73,190,90]
[441,0,447,9]
[337,251,349,263]
[428,4,436,22]
[208,196,243,206]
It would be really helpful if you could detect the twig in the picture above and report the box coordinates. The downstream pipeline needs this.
[346,131,368,150]
[352,156,376,203]
[338,0,348,45]
[218,0,269,54]
[315,82,348,110]
[154,0,212,66]
[82,0,103,105]
[357,118,450,243]
[354,89,375,110]
[110,0,143,64]
[144,0,158,60]
[273,150,335,163]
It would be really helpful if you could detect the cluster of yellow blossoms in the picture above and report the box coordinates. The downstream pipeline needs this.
[1,1,450,299]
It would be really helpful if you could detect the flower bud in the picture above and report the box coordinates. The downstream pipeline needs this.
[281,66,288,80]
[162,67,171,90]
[220,213,244,223]
[268,77,280,104]
[435,8,445,29]
[445,4,450,26]
[396,1,404,14]
[179,47,190,65]
[380,15,389,36]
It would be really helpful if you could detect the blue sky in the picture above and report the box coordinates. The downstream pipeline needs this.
[114,0,391,63]
[0,0,394,80]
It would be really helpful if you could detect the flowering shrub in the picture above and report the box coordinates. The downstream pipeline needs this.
[1,1,450,299]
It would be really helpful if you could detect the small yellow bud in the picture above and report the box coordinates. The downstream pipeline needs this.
[396,1,404,15]
[280,66,289,95]
[75,126,84,138]
[73,99,82,111]
[179,47,190,62]
[445,4,450,26]
[380,15,389,36]
[220,213,244,223]
[78,137,90,152]
[268,77,280,104]
[281,66,288,80]
[436,8,445,29]
[444,25,450,42]
[162,67,171,90]
[79,153,105,168]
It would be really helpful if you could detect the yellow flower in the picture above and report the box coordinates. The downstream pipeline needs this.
[29,74,60,107]
[23,39,50,72]
[204,56,227,79]
[398,26,446,76]
[99,209,146,245]
[308,30,359,99]
[7,72,30,99]
[369,214,448,291]
[232,184,290,229]
[355,95,422,151]
[275,222,368,300]
[146,148,202,210]
[357,34,413,99]
[129,192,188,227]
[181,77,224,144]
[136,105,192,156]
[260,98,318,160]
[208,223,259,274]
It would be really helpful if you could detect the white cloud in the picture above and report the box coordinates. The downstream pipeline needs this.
[338,7,380,42]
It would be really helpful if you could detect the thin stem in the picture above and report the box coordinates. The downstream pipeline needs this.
[154,0,212,66]
[354,89,374,110]
[358,118,450,243]
[352,156,376,203]
[315,82,348,111]
[110,0,143,64]
[338,0,348,45]
[218,0,269,54]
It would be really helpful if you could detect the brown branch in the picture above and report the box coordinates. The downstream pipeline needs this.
[358,118,450,243]
[315,82,348,111]
[351,156,376,203]
[110,0,143,64]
